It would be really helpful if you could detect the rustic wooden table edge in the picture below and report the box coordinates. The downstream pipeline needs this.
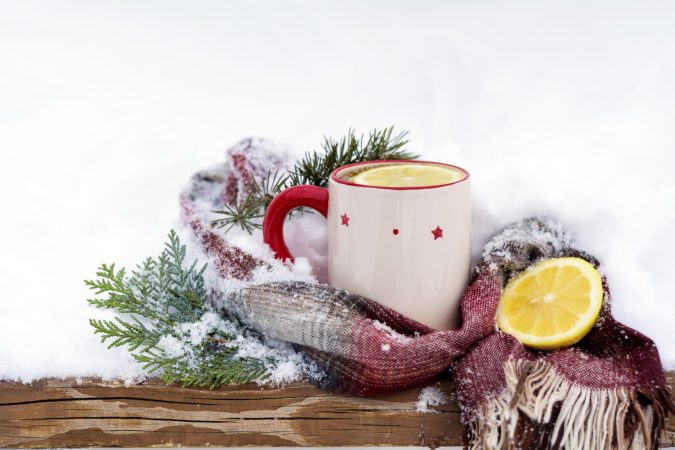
[1,374,673,448]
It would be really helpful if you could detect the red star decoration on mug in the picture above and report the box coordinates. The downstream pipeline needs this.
[431,226,443,240]
[341,213,350,226]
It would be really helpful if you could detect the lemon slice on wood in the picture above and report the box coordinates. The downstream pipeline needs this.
[497,257,603,350]
[350,164,464,187]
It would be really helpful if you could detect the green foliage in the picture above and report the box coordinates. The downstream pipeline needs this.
[86,230,271,388]
[212,126,417,233]
[211,171,288,233]
[287,126,415,188]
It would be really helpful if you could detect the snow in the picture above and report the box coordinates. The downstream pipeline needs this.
[1,1,675,384]
[372,320,412,344]
[416,385,449,413]
[229,335,322,384]
[158,312,237,357]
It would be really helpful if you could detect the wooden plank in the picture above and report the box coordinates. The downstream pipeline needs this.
[0,378,462,448]
[0,374,672,448]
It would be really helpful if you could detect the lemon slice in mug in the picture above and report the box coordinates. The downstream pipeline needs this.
[350,163,464,187]
[496,257,603,350]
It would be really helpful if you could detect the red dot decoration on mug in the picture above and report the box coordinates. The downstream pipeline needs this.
[392,228,399,235]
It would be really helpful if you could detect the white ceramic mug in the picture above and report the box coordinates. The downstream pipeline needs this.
[263,160,471,330]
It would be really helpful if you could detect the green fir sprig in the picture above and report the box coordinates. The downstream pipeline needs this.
[86,230,270,387]
[212,126,417,233]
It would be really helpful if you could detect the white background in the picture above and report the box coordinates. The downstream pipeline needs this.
[1,1,674,381]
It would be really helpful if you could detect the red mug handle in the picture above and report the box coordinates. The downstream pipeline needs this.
[262,185,329,261]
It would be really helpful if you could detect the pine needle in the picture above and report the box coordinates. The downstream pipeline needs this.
[287,126,415,187]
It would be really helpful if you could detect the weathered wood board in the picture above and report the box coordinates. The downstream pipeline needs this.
[0,374,673,448]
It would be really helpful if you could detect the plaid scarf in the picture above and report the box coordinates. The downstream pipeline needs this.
[180,139,674,450]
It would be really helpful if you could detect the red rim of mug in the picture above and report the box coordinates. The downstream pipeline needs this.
[329,160,470,190]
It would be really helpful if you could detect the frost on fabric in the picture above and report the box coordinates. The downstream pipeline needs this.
[224,137,289,205]
[416,384,449,413]
[479,217,573,277]
[184,162,230,210]
[481,217,570,262]
[372,319,411,343]
[232,334,324,384]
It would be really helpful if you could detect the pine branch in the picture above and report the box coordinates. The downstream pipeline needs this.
[86,230,273,387]
[212,126,417,233]
[211,171,289,233]
[287,127,415,188]
[255,170,290,208]
[211,192,266,234]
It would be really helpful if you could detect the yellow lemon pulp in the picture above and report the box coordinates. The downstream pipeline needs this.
[350,163,464,187]
[496,257,603,350]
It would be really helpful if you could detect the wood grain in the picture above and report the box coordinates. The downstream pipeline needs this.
[0,374,672,448]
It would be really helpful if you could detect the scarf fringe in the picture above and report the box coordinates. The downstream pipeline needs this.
[466,360,674,450]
